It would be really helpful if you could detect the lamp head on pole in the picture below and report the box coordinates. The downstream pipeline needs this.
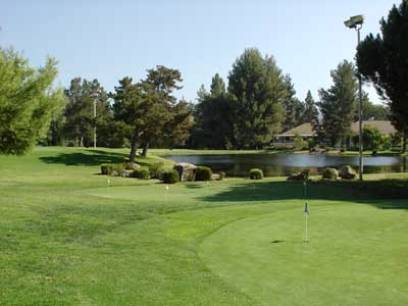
[344,15,364,29]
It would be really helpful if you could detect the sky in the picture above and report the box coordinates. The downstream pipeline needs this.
[0,0,399,104]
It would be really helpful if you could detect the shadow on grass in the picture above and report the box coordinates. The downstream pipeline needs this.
[40,150,127,166]
[201,180,408,210]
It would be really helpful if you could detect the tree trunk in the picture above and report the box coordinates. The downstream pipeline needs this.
[142,142,149,157]
[129,134,138,163]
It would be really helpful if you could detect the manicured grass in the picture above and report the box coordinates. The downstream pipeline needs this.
[0,147,407,305]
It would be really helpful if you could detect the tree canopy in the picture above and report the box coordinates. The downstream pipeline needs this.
[0,48,65,154]
[357,0,408,151]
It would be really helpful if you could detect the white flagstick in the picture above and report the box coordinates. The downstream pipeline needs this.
[165,185,169,203]
[303,180,310,243]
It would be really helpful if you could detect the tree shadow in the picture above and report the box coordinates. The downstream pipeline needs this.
[39,150,127,166]
[200,180,408,210]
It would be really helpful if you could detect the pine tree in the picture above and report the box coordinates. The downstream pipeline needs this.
[318,60,357,146]
[0,49,65,154]
[228,48,286,148]
[282,76,304,131]
[357,0,408,152]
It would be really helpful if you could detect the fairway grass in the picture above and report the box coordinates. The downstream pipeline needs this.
[0,147,407,305]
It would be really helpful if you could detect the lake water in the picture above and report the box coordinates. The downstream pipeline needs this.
[167,153,408,177]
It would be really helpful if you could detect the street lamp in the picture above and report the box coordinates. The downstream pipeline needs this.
[344,14,364,181]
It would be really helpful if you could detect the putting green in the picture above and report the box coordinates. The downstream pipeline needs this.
[200,201,408,306]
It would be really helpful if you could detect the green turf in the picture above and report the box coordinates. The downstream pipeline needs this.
[0,147,407,305]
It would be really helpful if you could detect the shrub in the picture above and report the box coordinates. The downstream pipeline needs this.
[124,162,139,170]
[249,168,264,180]
[100,164,112,175]
[293,133,307,151]
[195,166,213,181]
[322,168,339,180]
[132,167,150,180]
[219,171,226,180]
[149,162,165,179]
[160,169,180,184]
[339,165,357,180]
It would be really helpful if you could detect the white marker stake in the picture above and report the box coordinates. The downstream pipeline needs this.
[165,185,169,203]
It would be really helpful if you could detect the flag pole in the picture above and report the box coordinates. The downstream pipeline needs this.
[304,180,309,243]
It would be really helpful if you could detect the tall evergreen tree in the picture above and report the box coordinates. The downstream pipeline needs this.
[64,78,112,147]
[0,49,65,154]
[112,77,145,162]
[228,48,286,148]
[282,75,304,131]
[303,90,319,124]
[318,60,357,146]
[139,65,184,157]
[191,74,233,148]
[356,0,408,152]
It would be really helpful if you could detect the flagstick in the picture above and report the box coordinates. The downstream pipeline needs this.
[304,211,308,243]
[304,180,309,243]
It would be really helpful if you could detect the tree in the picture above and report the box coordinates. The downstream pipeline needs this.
[318,60,357,146]
[0,48,65,154]
[358,94,389,121]
[356,0,408,152]
[191,74,233,148]
[362,126,389,152]
[282,76,304,131]
[139,65,184,157]
[303,90,319,124]
[228,48,286,148]
[64,78,112,147]
[111,77,144,163]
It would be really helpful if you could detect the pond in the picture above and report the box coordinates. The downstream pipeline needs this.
[166,153,408,177]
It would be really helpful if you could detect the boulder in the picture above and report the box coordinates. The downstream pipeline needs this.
[211,173,221,181]
[174,162,197,181]
[339,165,357,180]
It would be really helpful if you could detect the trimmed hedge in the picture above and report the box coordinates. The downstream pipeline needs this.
[160,169,180,184]
[322,168,339,180]
[195,166,213,181]
[249,168,264,180]
[132,167,150,180]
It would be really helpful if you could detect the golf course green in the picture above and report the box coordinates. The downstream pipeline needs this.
[0,147,407,305]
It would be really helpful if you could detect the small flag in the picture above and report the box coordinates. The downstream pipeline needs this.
[304,202,310,215]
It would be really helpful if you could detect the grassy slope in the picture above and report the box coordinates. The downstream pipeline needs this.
[0,147,407,305]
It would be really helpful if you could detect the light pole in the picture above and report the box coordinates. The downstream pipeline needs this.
[345,15,364,181]
[91,92,98,149]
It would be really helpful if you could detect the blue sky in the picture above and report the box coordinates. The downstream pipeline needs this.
[1,0,399,103]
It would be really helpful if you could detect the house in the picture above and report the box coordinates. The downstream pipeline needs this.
[273,123,316,147]
[273,120,396,148]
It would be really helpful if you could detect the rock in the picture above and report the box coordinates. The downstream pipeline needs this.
[119,169,133,177]
[174,162,197,181]
[125,162,141,170]
[211,173,220,181]
[287,169,310,181]
[339,165,357,180]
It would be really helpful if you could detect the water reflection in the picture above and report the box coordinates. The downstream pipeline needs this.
[167,153,406,177]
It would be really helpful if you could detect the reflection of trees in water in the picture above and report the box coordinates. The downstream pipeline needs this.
[168,154,408,177]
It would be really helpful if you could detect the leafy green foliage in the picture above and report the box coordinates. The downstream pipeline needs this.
[357,0,408,151]
[318,61,357,146]
[191,75,233,149]
[195,166,213,181]
[293,133,307,150]
[148,161,165,179]
[282,76,305,131]
[249,168,264,180]
[132,167,150,180]
[362,126,390,152]
[0,49,65,154]
[160,169,180,184]
[228,48,286,148]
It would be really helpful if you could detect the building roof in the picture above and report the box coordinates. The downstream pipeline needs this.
[351,120,396,135]
[277,123,315,137]
[276,120,396,138]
